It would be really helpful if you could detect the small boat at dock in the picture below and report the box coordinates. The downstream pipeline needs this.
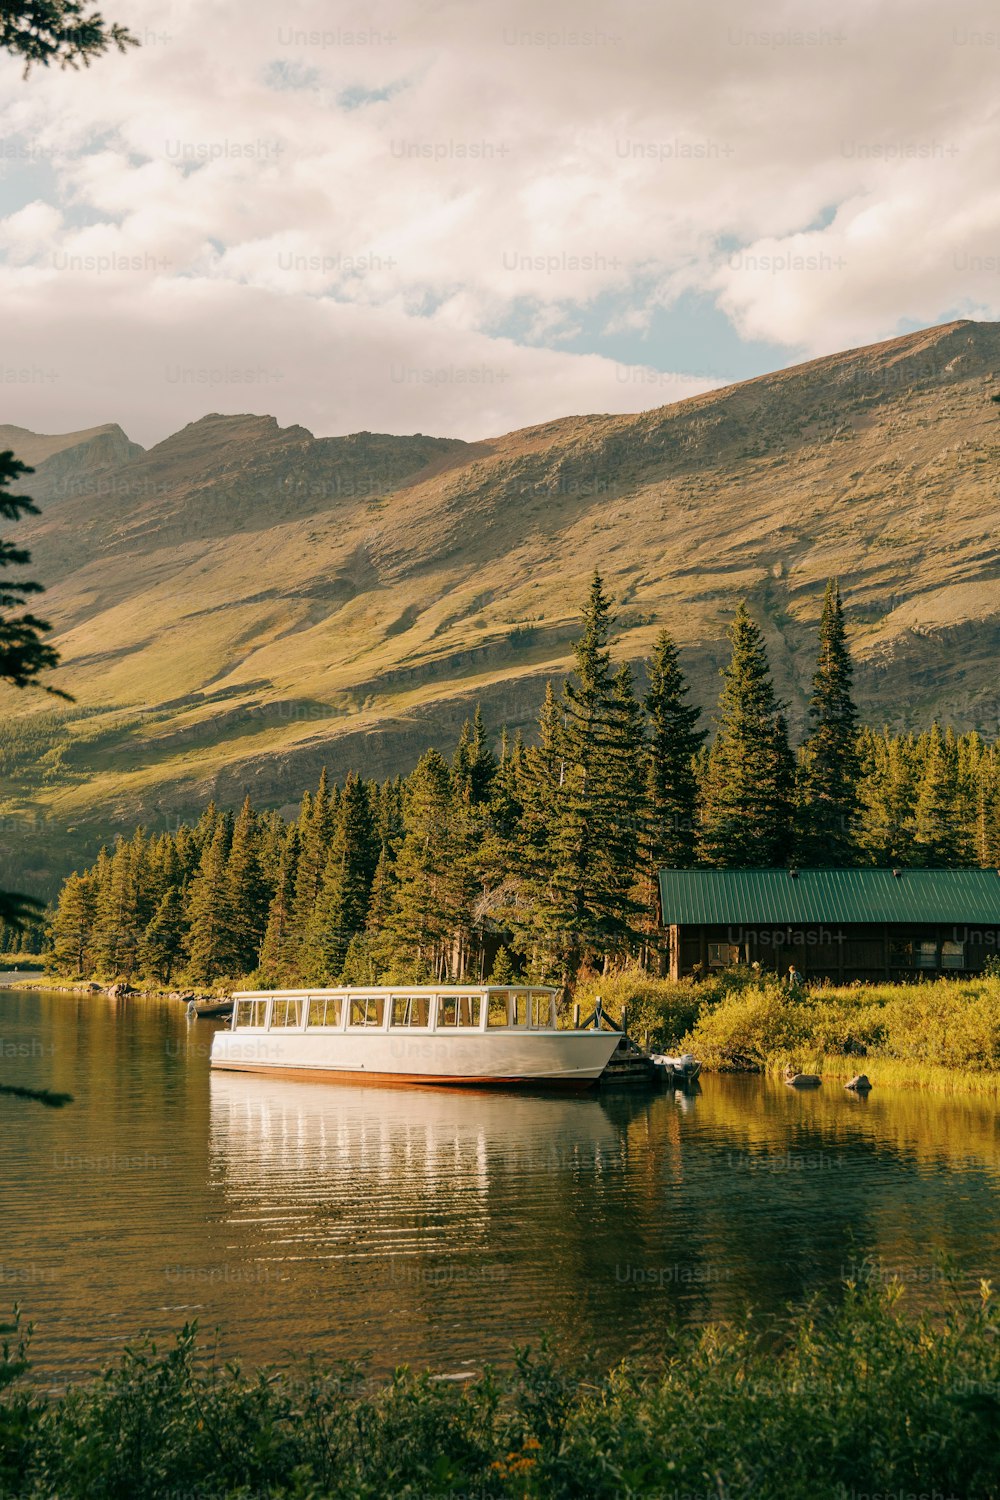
[188,997,235,1019]
[210,986,622,1088]
[650,1051,702,1083]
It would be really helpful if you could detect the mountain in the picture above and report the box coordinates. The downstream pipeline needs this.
[0,422,144,487]
[3,317,1000,894]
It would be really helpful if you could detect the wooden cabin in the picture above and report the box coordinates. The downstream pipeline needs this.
[657,867,1000,983]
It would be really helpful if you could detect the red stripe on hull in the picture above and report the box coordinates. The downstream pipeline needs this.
[211,1061,599,1091]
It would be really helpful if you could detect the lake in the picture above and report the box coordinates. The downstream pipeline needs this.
[2,986,999,1386]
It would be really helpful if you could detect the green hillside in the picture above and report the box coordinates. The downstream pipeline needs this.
[3,317,1000,895]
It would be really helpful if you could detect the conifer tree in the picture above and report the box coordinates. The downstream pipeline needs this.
[49,870,97,977]
[387,750,462,979]
[303,773,376,980]
[258,826,300,982]
[541,574,647,973]
[913,724,964,865]
[185,822,237,982]
[226,794,269,974]
[856,729,918,865]
[797,581,860,863]
[698,604,795,867]
[92,835,142,977]
[289,769,334,957]
[644,628,705,868]
[141,887,188,984]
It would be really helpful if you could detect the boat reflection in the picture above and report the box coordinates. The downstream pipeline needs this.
[208,1071,622,1229]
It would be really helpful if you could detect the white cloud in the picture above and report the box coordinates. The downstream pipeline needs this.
[1,0,999,442]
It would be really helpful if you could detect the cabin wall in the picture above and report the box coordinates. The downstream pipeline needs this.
[674,923,1000,982]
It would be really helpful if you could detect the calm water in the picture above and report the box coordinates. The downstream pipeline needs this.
[2,987,1000,1385]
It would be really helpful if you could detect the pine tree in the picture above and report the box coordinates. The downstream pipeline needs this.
[387,749,463,980]
[645,628,705,869]
[302,773,376,981]
[91,835,142,977]
[856,728,918,865]
[49,870,97,977]
[258,825,300,982]
[226,794,269,974]
[185,822,237,982]
[913,724,963,865]
[698,604,795,867]
[141,887,188,984]
[541,573,647,974]
[797,581,860,863]
[288,769,334,962]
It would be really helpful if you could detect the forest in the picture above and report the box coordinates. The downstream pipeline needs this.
[20,573,1000,989]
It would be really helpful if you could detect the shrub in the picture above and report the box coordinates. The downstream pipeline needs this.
[4,1283,1000,1497]
[682,981,813,1071]
[571,970,705,1048]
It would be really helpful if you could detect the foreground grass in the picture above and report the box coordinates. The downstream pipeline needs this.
[3,1280,999,1499]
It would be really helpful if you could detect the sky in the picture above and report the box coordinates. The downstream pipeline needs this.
[1,0,999,448]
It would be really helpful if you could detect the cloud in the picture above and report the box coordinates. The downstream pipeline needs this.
[1,0,999,442]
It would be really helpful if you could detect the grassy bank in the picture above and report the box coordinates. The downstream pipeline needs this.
[3,1280,999,1499]
[576,969,1000,1093]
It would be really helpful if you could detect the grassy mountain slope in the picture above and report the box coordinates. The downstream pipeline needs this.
[3,317,1000,893]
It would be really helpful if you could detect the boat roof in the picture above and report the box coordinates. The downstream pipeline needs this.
[233,985,559,998]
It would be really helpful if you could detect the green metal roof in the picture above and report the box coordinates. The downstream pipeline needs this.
[657,868,1000,926]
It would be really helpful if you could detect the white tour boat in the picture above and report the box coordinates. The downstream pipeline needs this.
[210,985,622,1088]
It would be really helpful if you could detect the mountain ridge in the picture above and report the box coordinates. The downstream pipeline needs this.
[3,316,1000,892]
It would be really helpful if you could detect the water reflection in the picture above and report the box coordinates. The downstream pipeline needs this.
[3,989,1000,1381]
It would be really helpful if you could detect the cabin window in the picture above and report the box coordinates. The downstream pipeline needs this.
[915,940,938,970]
[271,998,303,1027]
[391,995,431,1027]
[235,999,267,1027]
[531,993,553,1028]
[349,996,385,1028]
[707,942,740,969]
[941,940,965,970]
[512,993,530,1027]
[307,996,344,1028]
[487,993,511,1028]
[437,995,481,1028]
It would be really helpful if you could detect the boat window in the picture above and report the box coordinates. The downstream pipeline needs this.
[438,995,481,1028]
[307,996,344,1028]
[349,996,386,1028]
[391,995,431,1027]
[271,998,303,1027]
[235,998,267,1028]
[512,993,530,1028]
[487,992,511,1028]
[531,992,553,1028]
[459,995,481,1027]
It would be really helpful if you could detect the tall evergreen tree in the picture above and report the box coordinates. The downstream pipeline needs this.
[226,794,269,974]
[141,887,188,984]
[48,870,97,977]
[387,749,462,980]
[698,604,795,867]
[303,773,376,981]
[92,835,142,977]
[185,822,237,982]
[258,825,300,981]
[644,628,705,868]
[797,581,860,863]
[541,573,647,974]
[913,724,964,865]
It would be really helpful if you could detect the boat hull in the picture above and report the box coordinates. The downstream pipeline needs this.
[210,1029,621,1088]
